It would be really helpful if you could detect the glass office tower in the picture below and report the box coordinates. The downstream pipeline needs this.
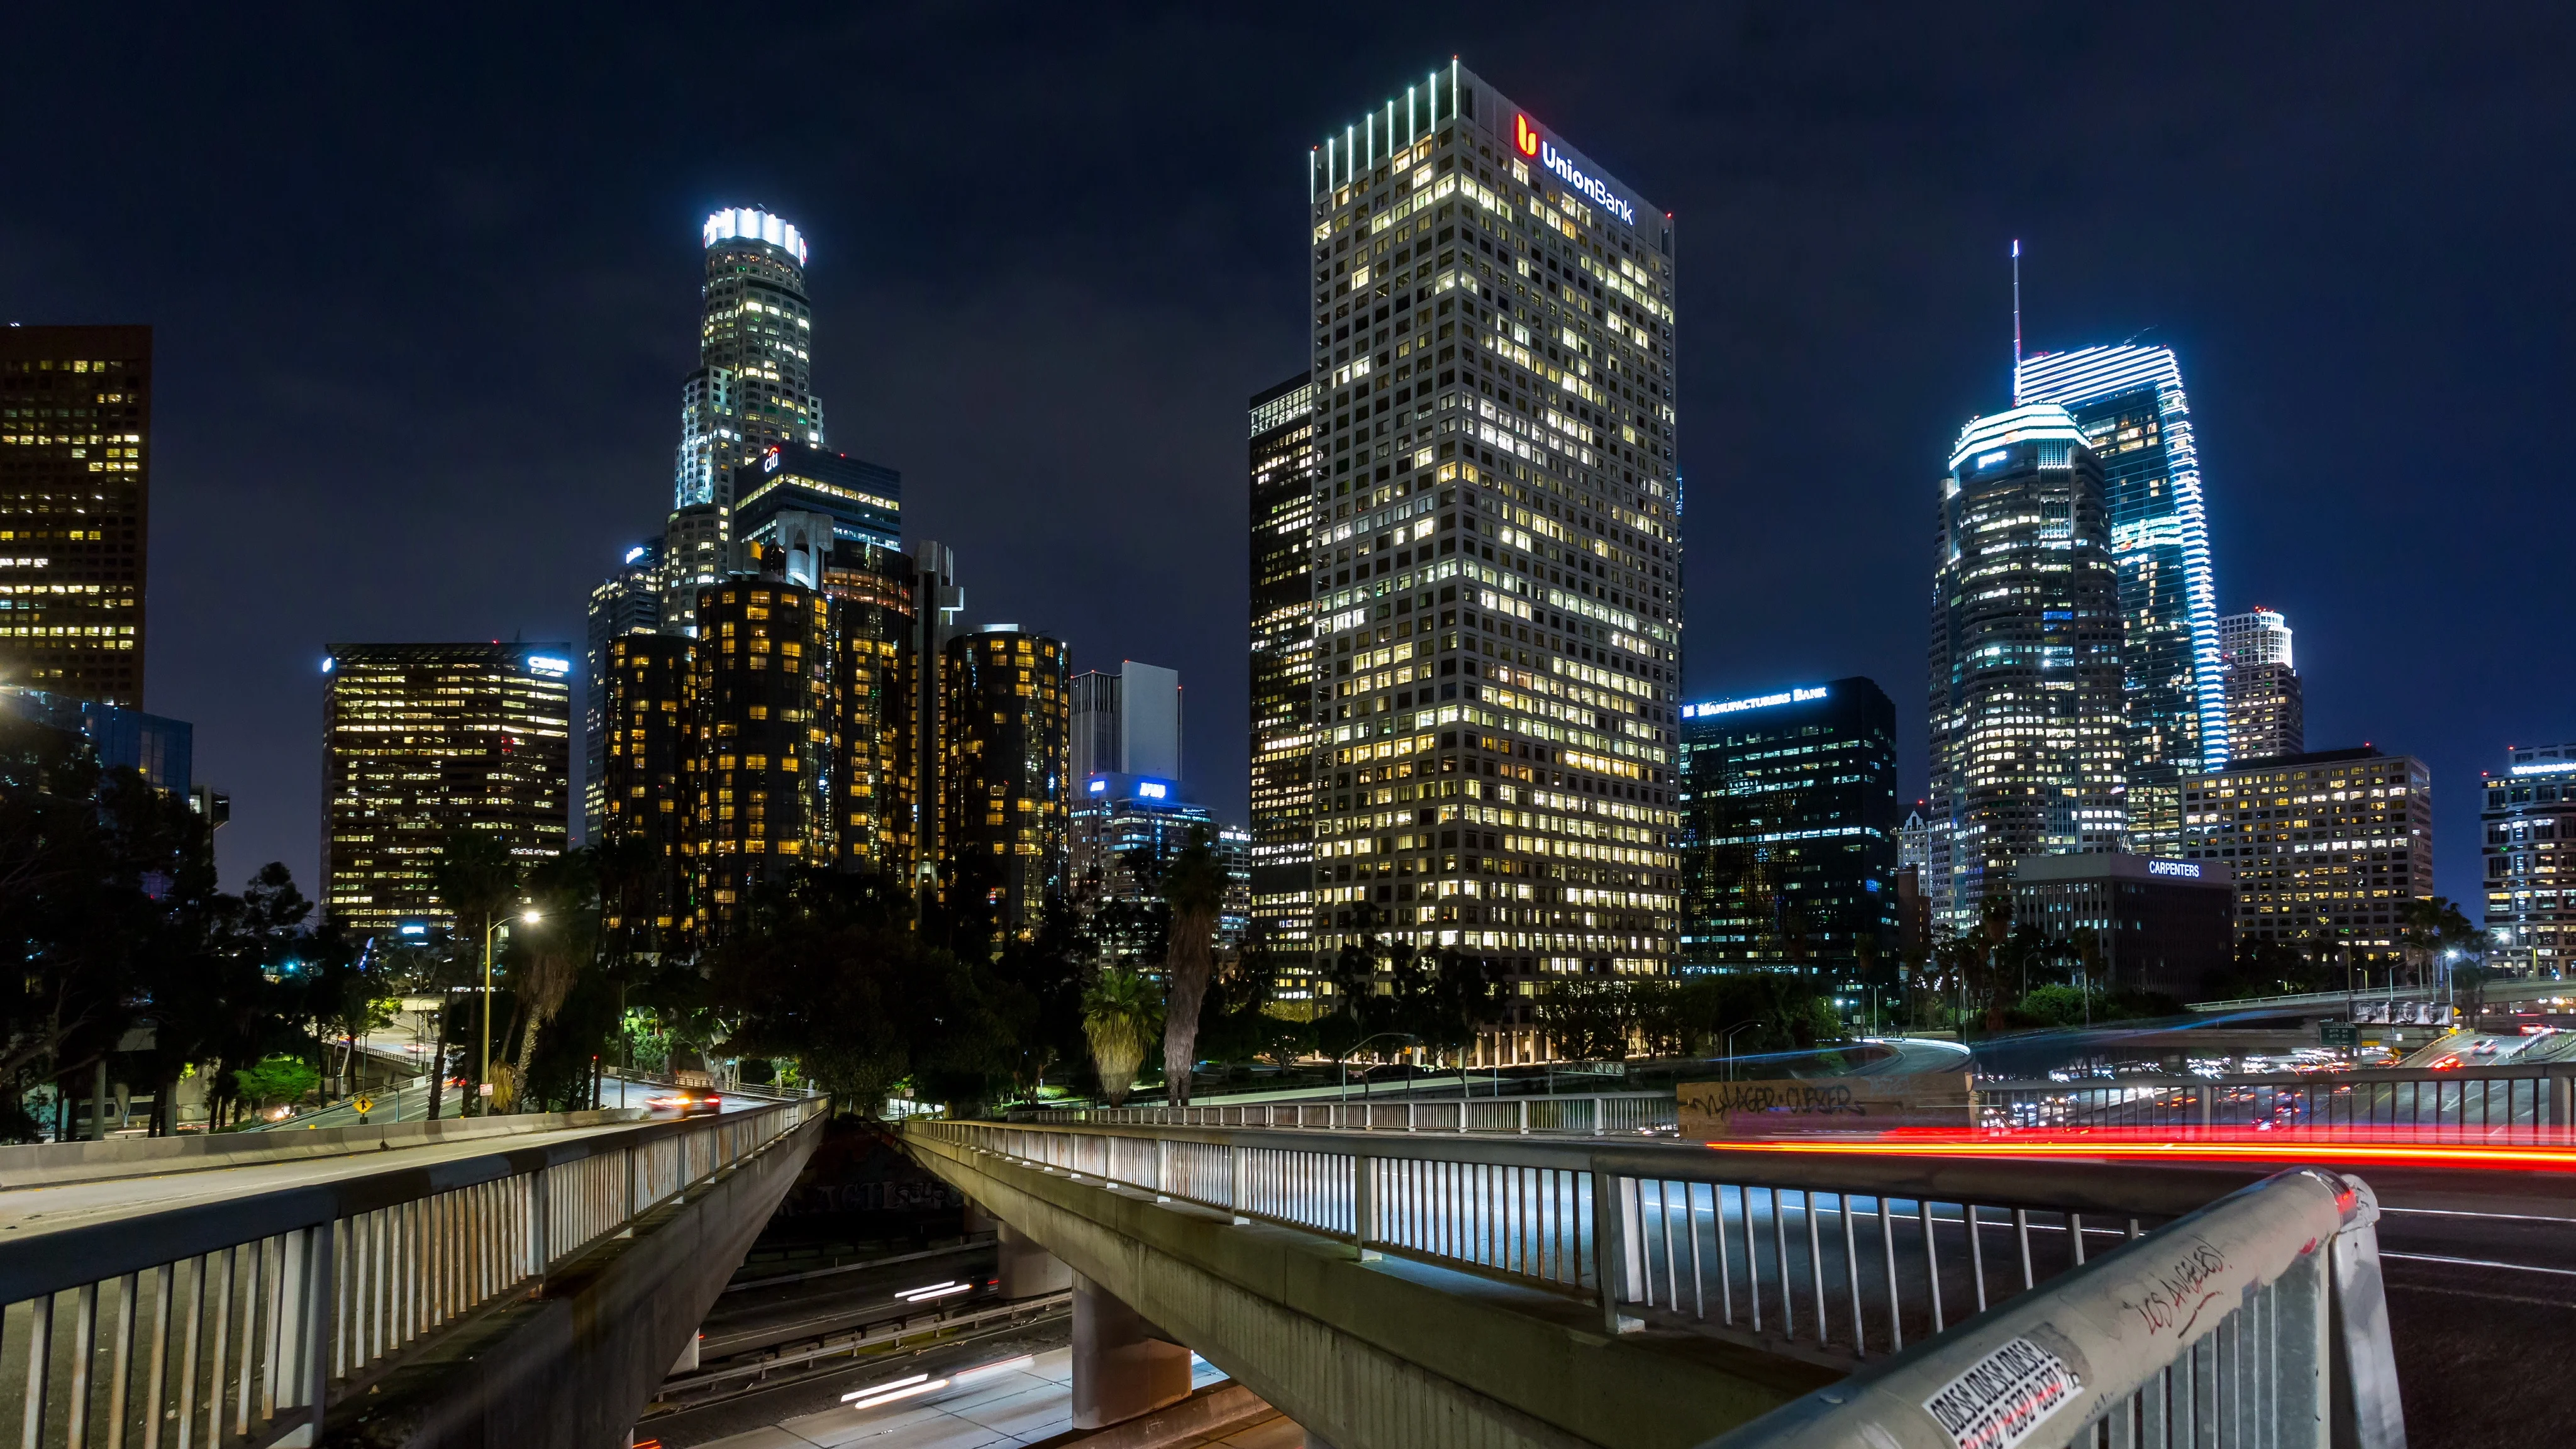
[1677,679,1899,977]
[1304,64,1684,1002]
[0,327,150,707]
[1248,374,1321,972]
[2014,346,2226,850]
[675,208,826,510]
[1928,405,2126,935]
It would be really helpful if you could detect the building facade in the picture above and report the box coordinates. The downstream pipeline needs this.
[1677,679,1899,978]
[2179,747,2431,970]
[0,326,150,707]
[2219,608,2302,761]
[675,209,824,510]
[1929,405,2128,935]
[599,633,695,940]
[2015,346,2228,849]
[0,686,191,796]
[585,539,663,843]
[687,581,836,933]
[1304,63,1684,991]
[1070,662,1182,784]
[2483,743,2576,975]
[320,643,573,933]
[2008,853,2236,999]
[940,626,1071,944]
[1247,373,1322,968]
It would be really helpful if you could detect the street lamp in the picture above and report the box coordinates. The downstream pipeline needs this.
[1723,1021,1762,1081]
[1339,1031,1419,1101]
[479,908,541,1116]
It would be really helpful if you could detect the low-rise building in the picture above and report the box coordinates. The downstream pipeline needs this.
[2180,747,2431,970]
[2009,853,2236,999]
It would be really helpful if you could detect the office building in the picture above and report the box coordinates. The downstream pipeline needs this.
[940,626,1070,944]
[1248,373,1322,963]
[1070,772,1215,961]
[824,545,921,880]
[659,504,730,637]
[2484,743,2576,975]
[0,685,191,796]
[1070,662,1182,783]
[2016,346,2227,848]
[1304,63,1684,994]
[675,209,824,510]
[1928,405,2127,935]
[687,580,835,933]
[2179,747,2431,969]
[2219,608,2302,761]
[0,327,150,707]
[320,643,573,933]
[598,633,694,939]
[1896,807,1936,955]
[584,539,663,843]
[730,441,901,572]
[2008,854,2236,999]
[1217,823,1253,947]
[1677,679,1899,977]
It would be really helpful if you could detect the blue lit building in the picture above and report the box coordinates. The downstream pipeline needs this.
[1677,679,1898,977]
[0,686,192,796]
[2014,346,2228,852]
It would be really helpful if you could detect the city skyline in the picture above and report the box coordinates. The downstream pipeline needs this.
[6,9,2568,928]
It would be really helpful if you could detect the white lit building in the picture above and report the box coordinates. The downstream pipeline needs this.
[675,209,826,510]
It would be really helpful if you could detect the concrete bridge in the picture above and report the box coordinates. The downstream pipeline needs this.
[904,1114,2406,1449]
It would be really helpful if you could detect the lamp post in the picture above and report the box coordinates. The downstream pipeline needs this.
[1723,1021,1761,1081]
[479,908,540,1115]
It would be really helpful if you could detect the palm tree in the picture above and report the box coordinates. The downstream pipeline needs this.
[1155,826,1228,1108]
[1082,967,1162,1107]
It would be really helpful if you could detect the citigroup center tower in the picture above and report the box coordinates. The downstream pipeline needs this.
[1300,62,1685,1002]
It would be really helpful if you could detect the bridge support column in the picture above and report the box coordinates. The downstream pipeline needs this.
[969,1202,1073,1297]
[1071,1271,1191,1430]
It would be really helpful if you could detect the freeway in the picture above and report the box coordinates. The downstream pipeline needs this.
[248,1072,770,1131]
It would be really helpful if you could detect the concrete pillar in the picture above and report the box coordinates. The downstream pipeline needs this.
[996,1221,1072,1298]
[1070,1272,1191,1430]
[90,1060,108,1141]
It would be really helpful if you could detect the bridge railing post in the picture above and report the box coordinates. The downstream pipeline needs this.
[1231,1144,1249,1221]
[1589,1165,1638,1334]
[1352,1153,1375,1257]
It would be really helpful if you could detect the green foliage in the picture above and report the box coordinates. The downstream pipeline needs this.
[1082,966,1162,1106]
[231,1054,318,1109]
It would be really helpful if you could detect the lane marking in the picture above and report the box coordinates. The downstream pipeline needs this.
[2380,1251,2576,1277]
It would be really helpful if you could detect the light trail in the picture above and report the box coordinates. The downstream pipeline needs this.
[2379,1251,2576,1278]
[1704,1131,2576,1172]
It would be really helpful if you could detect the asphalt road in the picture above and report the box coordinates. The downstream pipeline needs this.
[697,1240,1004,1358]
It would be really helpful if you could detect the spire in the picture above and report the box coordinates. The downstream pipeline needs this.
[2010,239,2023,406]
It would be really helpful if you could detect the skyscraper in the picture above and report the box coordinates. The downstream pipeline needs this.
[688,580,835,933]
[1677,679,1899,977]
[1304,64,1684,1003]
[599,633,695,940]
[321,643,573,933]
[1070,662,1182,783]
[675,209,824,510]
[2182,748,2430,970]
[2219,607,2302,760]
[0,327,150,706]
[1929,405,2127,933]
[2484,743,2576,975]
[2014,346,2227,850]
[941,625,1070,944]
[584,538,663,843]
[1248,374,1322,966]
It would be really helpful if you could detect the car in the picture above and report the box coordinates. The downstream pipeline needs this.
[647,1090,723,1113]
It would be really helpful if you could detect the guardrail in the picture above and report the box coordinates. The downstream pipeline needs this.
[1704,1165,2402,1449]
[1979,1062,2576,1140]
[915,1118,2304,1357]
[0,1096,824,1448]
[1016,1091,1678,1136]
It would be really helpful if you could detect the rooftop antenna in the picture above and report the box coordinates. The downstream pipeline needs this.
[2010,239,2023,405]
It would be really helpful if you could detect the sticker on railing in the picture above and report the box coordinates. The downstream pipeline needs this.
[1920,1335,2082,1449]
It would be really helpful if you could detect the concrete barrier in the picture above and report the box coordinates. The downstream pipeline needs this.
[0,1107,651,1189]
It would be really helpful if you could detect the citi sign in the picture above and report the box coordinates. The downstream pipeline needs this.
[1514,114,1636,226]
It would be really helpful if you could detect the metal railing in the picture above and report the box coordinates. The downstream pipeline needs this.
[0,1096,824,1448]
[1020,1092,1678,1136]
[918,1118,2402,1445]
[1704,1165,2402,1449]
[1979,1062,2576,1140]
[917,1119,2304,1357]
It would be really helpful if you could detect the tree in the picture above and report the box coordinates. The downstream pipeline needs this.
[498,850,599,1111]
[2399,896,2476,993]
[1082,967,1162,1107]
[231,1055,319,1116]
[1155,825,1227,1108]
[427,830,520,1114]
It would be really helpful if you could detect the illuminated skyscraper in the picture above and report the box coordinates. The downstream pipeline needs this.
[1929,405,2127,933]
[0,327,150,706]
[2014,346,2226,849]
[675,209,824,510]
[1247,374,1321,969]
[2484,743,2576,975]
[584,538,662,843]
[2219,607,2302,762]
[320,643,573,933]
[599,633,695,940]
[941,625,1070,944]
[688,580,835,934]
[1304,64,1684,1008]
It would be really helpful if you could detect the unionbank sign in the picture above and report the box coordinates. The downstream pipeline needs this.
[1513,113,1637,226]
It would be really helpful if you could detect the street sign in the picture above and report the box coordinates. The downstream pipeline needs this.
[2321,1021,2358,1048]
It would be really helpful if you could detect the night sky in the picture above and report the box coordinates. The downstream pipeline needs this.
[9,6,2570,917]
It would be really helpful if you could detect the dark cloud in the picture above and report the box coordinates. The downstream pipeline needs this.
[6,3,2567,915]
